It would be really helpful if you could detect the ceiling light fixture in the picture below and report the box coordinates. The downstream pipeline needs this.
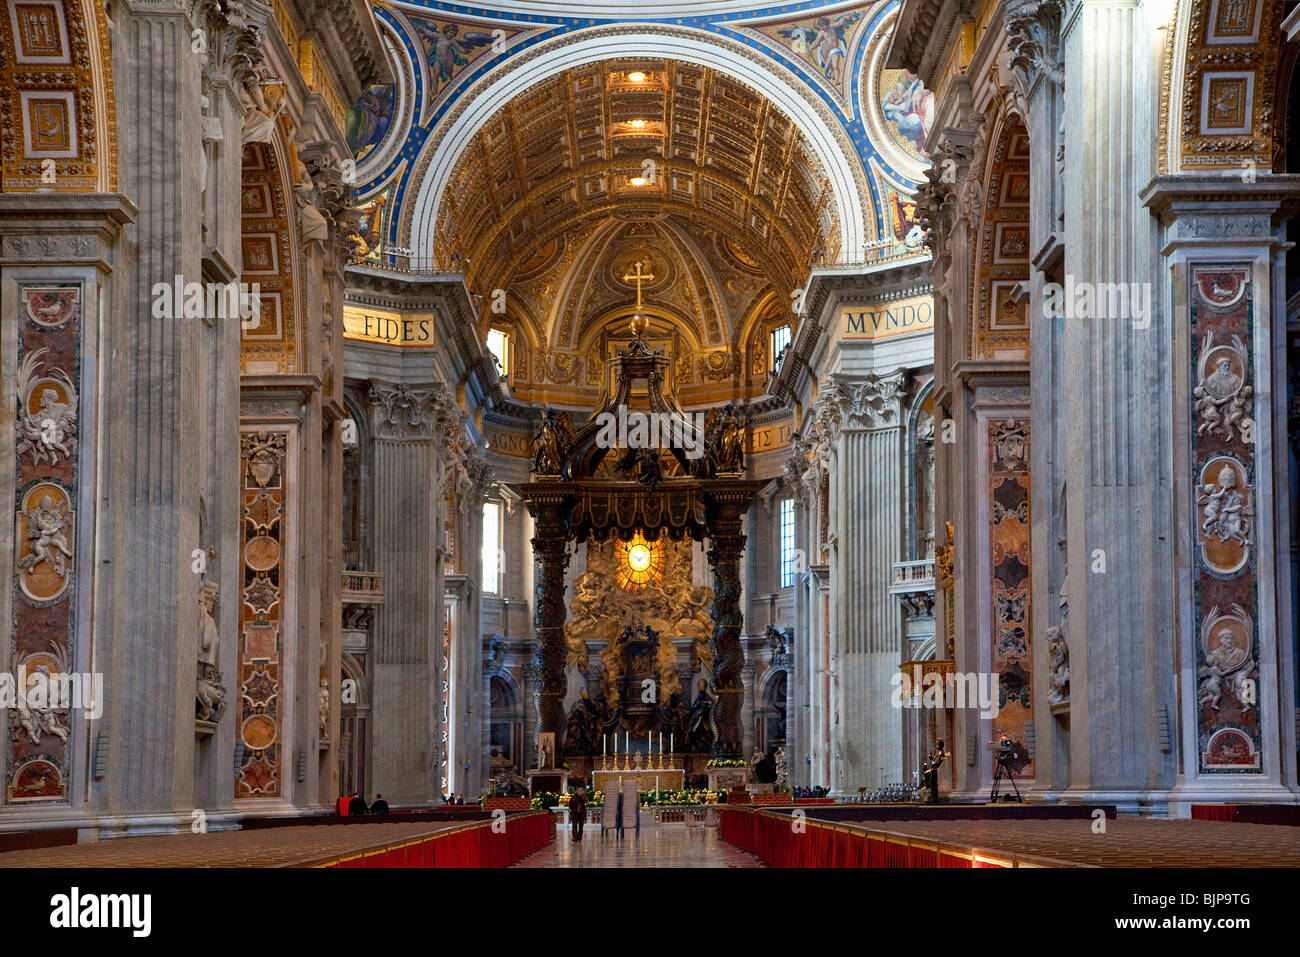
[627,71,646,82]
[629,119,646,128]
[629,176,648,186]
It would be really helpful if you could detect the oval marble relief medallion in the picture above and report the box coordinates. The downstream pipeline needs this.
[16,481,73,603]
[1196,455,1252,575]
[25,377,70,417]
[17,651,63,684]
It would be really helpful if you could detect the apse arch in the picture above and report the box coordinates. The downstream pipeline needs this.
[404,26,873,263]
[574,303,709,358]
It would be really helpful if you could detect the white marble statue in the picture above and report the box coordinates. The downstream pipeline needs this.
[1046,626,1069,704]
[196,583,227,723]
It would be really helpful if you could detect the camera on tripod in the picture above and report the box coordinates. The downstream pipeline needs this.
[989,737,1014,758]
[986,735,1026,803]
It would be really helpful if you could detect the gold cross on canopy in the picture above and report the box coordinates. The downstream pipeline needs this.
[622,259,655,309]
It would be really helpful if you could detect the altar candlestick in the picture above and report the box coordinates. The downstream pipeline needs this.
[659,732,662,754]
[603,734,607,756]
[670,733,673,754]
[625,732,629,753]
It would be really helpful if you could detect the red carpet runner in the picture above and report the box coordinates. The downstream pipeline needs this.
[313,811,552,868]
[719,807,1058,868]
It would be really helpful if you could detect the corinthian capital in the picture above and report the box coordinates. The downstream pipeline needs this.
[783,434,813,504]
[191,0,264,93]
[915,161,956,255]
[812,389,844,448]
[367,382,447,440]
[826,370,907,431]
[1004,0,1066,90]
[453,439,494,506]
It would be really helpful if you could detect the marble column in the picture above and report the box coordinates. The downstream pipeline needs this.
[447,444,488,794]
[824,370,907,792]
[1003,0,1071,800]
[531,509,570,757]
[786,489,810,787]
[707,529,747,759]
[87,0,211,832]
[366,383,447,805]
[806,563,831,789]
[1053,0,1173,808]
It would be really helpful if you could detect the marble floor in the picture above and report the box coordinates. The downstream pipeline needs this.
[514,823,764,868]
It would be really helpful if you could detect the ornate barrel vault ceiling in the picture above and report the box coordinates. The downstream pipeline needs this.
[437,58,829,391]
[437,59,836,285]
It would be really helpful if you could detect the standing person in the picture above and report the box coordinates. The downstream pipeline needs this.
[370,793,390,814]
[348,792,368,816]
[614,786,625,838]
[568,787,588,841]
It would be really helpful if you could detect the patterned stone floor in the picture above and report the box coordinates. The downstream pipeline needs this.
[514,822,764,868]
[0,821,468,868]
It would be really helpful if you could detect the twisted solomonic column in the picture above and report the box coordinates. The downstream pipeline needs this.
[708,530,747,759]
[531,523,571,756]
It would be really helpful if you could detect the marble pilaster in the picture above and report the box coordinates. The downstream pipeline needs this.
[1143,174,1300,809]
[824,370,907,792]
[1051,0,1173,808]
[365,382,449,805]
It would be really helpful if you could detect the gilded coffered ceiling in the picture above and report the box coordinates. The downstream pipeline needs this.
[433,58,835,404]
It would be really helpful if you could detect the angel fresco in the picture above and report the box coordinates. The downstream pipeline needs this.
[777,12,861,86]
[881,71,935,153]
[412,21,498,95]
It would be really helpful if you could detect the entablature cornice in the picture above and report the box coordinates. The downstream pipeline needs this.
[886,0,982,91]
[770,258,932,408]
[951,358,1031,392]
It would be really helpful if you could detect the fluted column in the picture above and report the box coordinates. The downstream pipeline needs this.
[367,384,445,805]
[824,371,907,792]
[1055,0,1171,806]
[90,0,205,827]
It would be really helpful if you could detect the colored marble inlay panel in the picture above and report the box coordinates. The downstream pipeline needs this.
[8,282,83,803]
[1188,265,1261,772]
[988,418,1032,779]
[237,430,288,797]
